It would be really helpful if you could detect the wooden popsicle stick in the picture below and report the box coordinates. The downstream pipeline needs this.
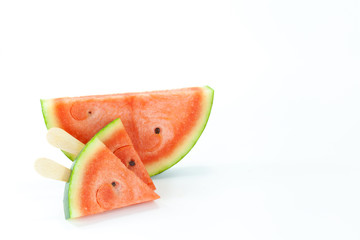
[47,127,85,155]
[34,158,71,182]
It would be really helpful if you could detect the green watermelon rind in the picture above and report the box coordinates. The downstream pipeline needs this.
[64,136,101,219]
[146,86,214,176]
[40,99,52,129]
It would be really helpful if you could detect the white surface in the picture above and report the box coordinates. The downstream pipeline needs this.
[0,0,359,239]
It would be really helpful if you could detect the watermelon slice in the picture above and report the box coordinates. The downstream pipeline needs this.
[94,118,155,190]
[64,137,160,219]
[41,86,214,176]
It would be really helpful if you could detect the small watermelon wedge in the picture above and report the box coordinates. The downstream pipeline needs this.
[41,86,214,176]
[64,137,159,219]
[93,118,155,190]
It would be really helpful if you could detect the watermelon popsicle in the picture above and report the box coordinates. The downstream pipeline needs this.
[34,143,160,219]
[64,137,159,219]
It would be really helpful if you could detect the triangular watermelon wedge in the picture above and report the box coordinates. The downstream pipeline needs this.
[41,86,214,176]
[94,118,155,190]
[64,137,160,219]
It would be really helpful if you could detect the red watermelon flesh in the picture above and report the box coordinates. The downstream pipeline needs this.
[41,86,214,176]
[64,137,159,219]
[94,118,155,190]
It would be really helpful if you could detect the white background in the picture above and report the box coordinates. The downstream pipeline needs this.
[0,0,359,239]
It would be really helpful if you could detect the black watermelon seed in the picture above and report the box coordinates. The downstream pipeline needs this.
[129,160,136,166]
[154,127,161,134]
[111,181,116,187]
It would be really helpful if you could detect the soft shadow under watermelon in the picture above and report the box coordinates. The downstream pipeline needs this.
[66,201,160,226]
[151,165,213,180]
